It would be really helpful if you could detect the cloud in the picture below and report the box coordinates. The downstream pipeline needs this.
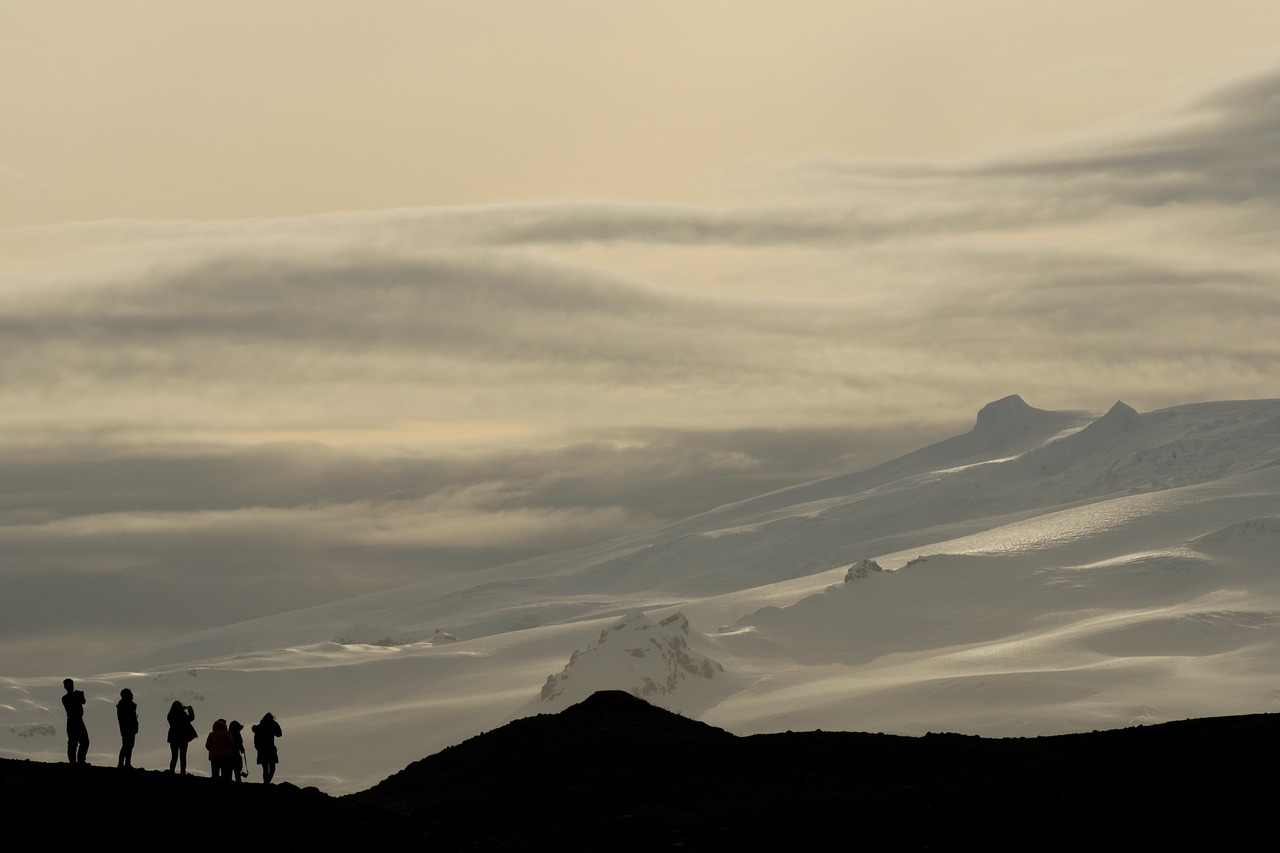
[4,62,1280,676]
[1,244,944,443]
[11,64,1277,260]
[0,421,945,675]
[969,65,1280,208]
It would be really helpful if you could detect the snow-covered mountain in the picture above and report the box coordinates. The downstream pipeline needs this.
[4,395,1278,794]
[533,612,733,716]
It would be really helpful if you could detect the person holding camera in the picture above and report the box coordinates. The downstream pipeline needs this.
[61,678,90,765]
[166,700,197,774]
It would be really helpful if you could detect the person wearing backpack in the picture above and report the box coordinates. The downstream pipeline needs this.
[166,701,196,774]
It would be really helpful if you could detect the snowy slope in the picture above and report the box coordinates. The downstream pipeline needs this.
[4,396,1279,794]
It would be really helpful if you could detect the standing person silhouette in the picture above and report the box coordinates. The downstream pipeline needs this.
[205,719,235,780]
[166,700,196,774]
[229,720,247,781]
[116,688,138,768]
[61,679,90,765]
[252,712,282,783]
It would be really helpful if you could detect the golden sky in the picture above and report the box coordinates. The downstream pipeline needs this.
[6,1,1280,224]
[3,1,1280,673]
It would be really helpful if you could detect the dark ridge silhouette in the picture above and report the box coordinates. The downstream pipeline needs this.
[4,691,1278,849]
[0,758,423,847]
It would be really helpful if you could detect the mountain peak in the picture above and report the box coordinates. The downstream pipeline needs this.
[1101,400,1140,423]
[1077,400,1142,436]
[971,394,1049,444]
[538,612,728,712]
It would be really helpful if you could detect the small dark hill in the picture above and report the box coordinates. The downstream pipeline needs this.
[351,691,1280,850]
[5,691,1278,850]
[363,690,734,815]
[354,690,740,847]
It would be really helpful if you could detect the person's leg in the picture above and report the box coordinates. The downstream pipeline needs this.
[178,742,188,773]
[263,763,275,784]
[169,743,178,772]
[76,732,89,764]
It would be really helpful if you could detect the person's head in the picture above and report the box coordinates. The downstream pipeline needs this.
[63,678,74,692]
[170,700,184,713]
[229,720,243,733]
[260,712,274,725]
[120,688,132,700]
[212,718,227,731]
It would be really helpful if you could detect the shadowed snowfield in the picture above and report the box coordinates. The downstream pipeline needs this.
[4,395,1279,793]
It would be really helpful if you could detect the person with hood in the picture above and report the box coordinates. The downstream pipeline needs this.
[166,700,196,774]
[252,712,282,783]
[228,720,247,781]
[116,688,138,768]
[206,718,236,780]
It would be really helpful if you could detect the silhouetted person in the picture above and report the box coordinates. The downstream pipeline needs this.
[166,700,196,774]
[61,678,89,765]
[252,712,282,783]
[229,720,247,781]
[206,718,236,780]
[116,688,138,768]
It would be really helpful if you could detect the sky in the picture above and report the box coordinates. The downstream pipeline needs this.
[2,1,1279,675]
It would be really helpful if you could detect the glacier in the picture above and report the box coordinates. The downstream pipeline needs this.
[3,395,1279,794]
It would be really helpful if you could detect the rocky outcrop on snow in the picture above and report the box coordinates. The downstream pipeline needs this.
[844,559,886,581]
[969,394,1067,447]
[538,612,729,713]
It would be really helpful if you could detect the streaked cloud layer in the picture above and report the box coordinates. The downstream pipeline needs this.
[2,4,1278,673]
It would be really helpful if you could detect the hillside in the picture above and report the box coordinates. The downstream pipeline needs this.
[6,692,1277,849]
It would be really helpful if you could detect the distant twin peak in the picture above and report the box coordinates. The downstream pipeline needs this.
[974,394,1140,437]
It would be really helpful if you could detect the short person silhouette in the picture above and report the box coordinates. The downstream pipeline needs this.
[206,719,236,780]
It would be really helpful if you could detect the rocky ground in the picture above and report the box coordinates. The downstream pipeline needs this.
[5,691,1277,849]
